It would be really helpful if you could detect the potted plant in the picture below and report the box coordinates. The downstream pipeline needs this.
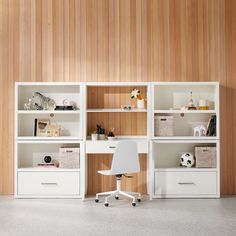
[91,130,98,141]
[97,124,105,140]
[107,128,116,140]
[130,88,145,109]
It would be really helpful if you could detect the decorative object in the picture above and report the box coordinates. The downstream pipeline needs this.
[121,105,133,110]
[198,100,209,110]
[108,128,116,140]
[44,155,52,163]
[130,88,146,109]
[24,98,33,110]
[195,147,216,168]
[97,124,105,140]
[35,119,50,137]
[55,105,74,110]
[206,115,216,136]
[180,152,195,168]
[46,124,61,137]
[91,130,98,140]
[32,92,56,110]
[59,147,80,169]
[137,99,145,109]
[193,125,207,136]
[187,91,197,110]
[154,115,173,136]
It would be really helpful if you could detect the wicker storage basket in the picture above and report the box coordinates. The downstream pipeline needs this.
[195,147,216,168]
[59,147,80,169]
[155,115,174,136]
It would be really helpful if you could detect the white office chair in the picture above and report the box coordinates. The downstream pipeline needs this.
[95,141,141,207]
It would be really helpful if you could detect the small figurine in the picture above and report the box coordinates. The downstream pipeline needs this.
[193,125,206,136]
[32,92,56,110]
[108,128,116,140]
[187,91,197,110]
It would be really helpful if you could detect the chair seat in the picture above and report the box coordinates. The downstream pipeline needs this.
[98,170,125,176]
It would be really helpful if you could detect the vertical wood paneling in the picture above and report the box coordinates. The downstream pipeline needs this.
[42,0,53,81]
[0,0,235,195]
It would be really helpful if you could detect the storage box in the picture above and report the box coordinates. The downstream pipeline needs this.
[155,115,174,136]
[195,147,216,168]
[59,147,80,169]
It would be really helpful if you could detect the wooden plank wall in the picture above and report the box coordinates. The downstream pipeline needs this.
[0,0,236,195]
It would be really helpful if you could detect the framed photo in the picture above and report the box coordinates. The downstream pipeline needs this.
[34,119,50,136]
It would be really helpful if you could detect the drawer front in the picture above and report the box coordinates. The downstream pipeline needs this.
[154,171,217,196]
[86,140,148,154]
[18,172,80,195]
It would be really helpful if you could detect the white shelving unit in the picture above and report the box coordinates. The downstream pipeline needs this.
[150,82,220,198]
[15,83,85,198]
[15,81,220,199]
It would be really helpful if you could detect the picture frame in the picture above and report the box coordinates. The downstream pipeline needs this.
[34,119,50,136]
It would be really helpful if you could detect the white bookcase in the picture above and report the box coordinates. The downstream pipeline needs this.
[15,81,220,199]
[150,82,220,198]
[15,83,85,198]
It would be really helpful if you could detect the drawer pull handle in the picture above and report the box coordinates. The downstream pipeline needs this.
[109,146,116,149]
[178,182,195,185]
[41,182,58,185]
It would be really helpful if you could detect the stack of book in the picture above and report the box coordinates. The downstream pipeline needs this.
[37,163,57,168]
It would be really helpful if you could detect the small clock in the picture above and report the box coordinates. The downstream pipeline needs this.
[44,156,52,163]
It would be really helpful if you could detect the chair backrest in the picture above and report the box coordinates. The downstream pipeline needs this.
[111,141,140,174]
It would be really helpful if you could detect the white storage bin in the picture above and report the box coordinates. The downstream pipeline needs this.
[155,115,174,136]
[59,147,80,169]
[195,147,216,168]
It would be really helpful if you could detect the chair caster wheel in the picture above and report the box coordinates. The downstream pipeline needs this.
[132,202,136,207]
[104,203,109,207]
[95,199,99,203]
[137,198,141,202]
[115,196,119,200]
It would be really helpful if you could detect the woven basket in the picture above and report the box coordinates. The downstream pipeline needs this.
[155,115,174,136]
[195,147,216,168]
[59,147,80,169]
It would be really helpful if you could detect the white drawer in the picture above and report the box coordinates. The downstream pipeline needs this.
[86,140,148,154]
[18,172,80,195]
[154,171,217,196]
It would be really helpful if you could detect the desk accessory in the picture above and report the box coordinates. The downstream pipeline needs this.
[97,124,105,140]
[108,128,116,140]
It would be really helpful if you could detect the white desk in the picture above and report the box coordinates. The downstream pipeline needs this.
[86,139,148,154]
[84,139,149,198]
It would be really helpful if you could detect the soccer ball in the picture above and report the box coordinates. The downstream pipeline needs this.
[180,152,195,168]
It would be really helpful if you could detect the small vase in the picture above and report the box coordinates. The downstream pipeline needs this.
[137,99,145,109]
[98,134,105,140]
[91,133,98,141]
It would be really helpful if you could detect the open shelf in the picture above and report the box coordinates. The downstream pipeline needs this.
[152,142,217,169]
[154,168,217,172]
[86,86,148,109]
[153,136,218,140]
[17,143,81,169]
[152,83,218,111]
[17,136,81,141]
[153,112,217,138]
[18,168,80,172]
[87,108,147,113]
[17,113,81,138]
[17,84,81,110]
[17,110,80,114]
[154,110,217,114]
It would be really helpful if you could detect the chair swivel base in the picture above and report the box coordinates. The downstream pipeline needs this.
[95,175,141,207]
